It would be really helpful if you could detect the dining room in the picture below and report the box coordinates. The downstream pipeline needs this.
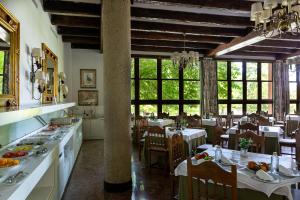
[2,0,300,200]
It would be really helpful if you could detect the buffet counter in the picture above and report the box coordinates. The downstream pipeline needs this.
[0,118,82,200]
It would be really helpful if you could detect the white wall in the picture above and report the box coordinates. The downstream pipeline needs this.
[1,0,66,105]
[64,46,104,139]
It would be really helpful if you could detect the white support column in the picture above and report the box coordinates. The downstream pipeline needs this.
[102,0,132,192]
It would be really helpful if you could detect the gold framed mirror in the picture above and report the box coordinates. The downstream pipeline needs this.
[0,4,20,106]
[42,43,58,104]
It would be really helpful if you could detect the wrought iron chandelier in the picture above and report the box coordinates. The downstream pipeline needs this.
[251,0,300,37]
[170,34,200,70]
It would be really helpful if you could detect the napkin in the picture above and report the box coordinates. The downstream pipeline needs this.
[221,155,233,165]
[256,169,274,181]
[279,165,294,176]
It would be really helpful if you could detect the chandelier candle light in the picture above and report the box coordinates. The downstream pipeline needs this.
[170,34,200,70]
[251,0,300,37]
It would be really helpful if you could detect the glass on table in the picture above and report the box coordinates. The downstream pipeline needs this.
[230,150,240,164]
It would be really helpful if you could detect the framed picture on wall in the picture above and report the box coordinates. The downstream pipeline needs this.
[78,90,98,106]
[80,69,96,88]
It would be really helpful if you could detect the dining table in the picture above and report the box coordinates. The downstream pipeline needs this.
[240,116,275,126]
[226,125,283,154]
[143,128,207,166]
[175,148,300,200]
[147,118,174,128]
[201,117,217,144]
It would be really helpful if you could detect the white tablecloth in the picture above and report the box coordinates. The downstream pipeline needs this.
[147,119,174,128]
[286,115,300,121]
[166,128,207,143]
[226,125,283,138]
[166,128,207,155]
[240,116,275,124]
[202,118,217,126]
[175,148,300,200]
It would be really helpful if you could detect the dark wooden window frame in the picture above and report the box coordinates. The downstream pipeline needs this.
[131,56,201,116]
[289,64,300,112]
[217,60,273,116]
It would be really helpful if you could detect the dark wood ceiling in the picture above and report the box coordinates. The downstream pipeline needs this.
[42,0,300,59]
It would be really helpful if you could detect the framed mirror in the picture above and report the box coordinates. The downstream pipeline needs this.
[0,4,20,106]
[42,43,58,104]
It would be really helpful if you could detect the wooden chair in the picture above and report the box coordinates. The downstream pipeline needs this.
[212,126,227,147]
[168,133,186,198]
[135,116,148,161]
[279,116,298,155]
[238,122,259,134]
[187,117,202,129]
[158,112,169,119]
[236,130,265,153]
[147,126,168,171]
[256,115,271,126]
[187,158,237,200]
[295,131,300,169]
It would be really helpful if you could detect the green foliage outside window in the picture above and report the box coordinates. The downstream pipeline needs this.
[162,80,179,100]
[162,105,179,116]
[140,59,157,78]
[184,81,200,100]
[162,59,178,79]
[140,80,157,100]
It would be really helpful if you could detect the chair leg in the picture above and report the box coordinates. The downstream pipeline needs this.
[148,151,151,173]
[138,144,142,161]
[170,175,174,199]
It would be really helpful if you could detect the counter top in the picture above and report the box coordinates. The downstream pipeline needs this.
[0,119,81,200]
[0,103,76,127]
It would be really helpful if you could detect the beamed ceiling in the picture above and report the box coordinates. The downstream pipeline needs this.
[42,0,300,59]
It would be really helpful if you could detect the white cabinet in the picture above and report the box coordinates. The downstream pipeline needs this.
[82,117,104,139]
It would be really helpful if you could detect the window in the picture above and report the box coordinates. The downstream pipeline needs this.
[217,61,273,115]
[131,58,202,116]
[289,64,299,113]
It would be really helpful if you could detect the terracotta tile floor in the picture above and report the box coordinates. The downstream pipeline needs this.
[62,140,171,200]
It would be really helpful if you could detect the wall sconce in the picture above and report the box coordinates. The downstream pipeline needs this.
[58,72,69,100]
[31,48,47,100]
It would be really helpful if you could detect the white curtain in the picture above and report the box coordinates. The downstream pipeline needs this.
[202,58,218,115]
[273,60,289,121]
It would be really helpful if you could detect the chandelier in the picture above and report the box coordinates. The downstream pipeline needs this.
[251,0,300,37]
[170,34,200,70]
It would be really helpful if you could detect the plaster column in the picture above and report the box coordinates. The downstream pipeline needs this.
[102,0,132,192]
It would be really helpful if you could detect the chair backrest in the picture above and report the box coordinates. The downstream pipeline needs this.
[295,131,300,169]
[238,122,259,134]
[147,126,167,150]
[168,133,186,174]
[187,117,202,128]
[236,130,265,153]
[256,115,270,126]
[134,116,148,143]
[224,113,233,129]
[212,126,224,146]
[187,158,237,200]
[286,115,299,138]
[158,112,169,119]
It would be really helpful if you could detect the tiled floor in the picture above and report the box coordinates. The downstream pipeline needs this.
[62,140,171,200]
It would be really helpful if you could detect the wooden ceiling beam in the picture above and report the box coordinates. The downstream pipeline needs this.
[57,26,100,37]
[131,7,252,27]
[131,31,232,44]
[131,21,247,37]
[131,39,217,49]
[226,51,278,58]
[241,46,295,54]
[62,36,100,44]
[253,39,300,49]
[71,43,100,50]
[43,0,101,17]
[137,0,252,12]
[51,15,100,28]
[131,44,207,53]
